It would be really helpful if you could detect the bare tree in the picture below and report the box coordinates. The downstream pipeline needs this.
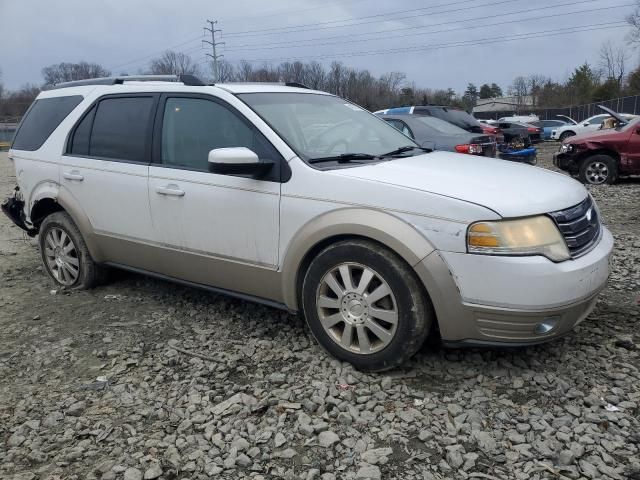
[304,62,325,89]
[236,61,254,82]
[326,61,347,96]
[509,76,530,109]
[527,75,547,106]
[599,40,627,86]
[627,1,640,45]
[215,60,236,83]
[42,61,110,86]
[148,51,199,76]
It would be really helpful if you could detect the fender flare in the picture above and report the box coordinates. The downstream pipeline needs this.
[280,207,435,310]
[32,185,105,262]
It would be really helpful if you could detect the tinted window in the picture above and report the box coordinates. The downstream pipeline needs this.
[161,97,280,171]
[384,119,413,138]
[69,106,95,156]
[12,95,83,151]
[90,97,154,161]
[588,115,607,125]
[416,116,468,134]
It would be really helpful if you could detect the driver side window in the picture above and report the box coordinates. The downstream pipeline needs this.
[161,97,278,172]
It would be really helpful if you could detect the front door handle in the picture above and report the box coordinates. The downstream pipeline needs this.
[155,185,185,197]
[63,170,84,181]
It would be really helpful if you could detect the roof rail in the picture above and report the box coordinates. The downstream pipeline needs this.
[49,74,205,90]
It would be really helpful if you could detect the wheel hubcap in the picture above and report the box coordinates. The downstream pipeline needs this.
[586,162,608,184]
[44,227,80,285]
[316,262,398,354]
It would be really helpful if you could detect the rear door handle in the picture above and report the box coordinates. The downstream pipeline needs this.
[63,170,84,181]
[155,185,185,197]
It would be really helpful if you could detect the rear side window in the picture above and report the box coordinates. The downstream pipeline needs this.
[90,97,154,161]
[12,95,83,151]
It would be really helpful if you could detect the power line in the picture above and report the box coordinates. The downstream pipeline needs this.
[224,0,614,51]
[220,0,371,25]
[228,21,626,63]
[222,0,525,37]
[203,20,225,82]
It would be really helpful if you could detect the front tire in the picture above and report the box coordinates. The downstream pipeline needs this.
[39,211,106,289]
[579,154,618,185]
[301,239,433,372]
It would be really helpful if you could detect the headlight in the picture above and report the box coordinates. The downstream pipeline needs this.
[559,144,574,153]
[467,216,570,262]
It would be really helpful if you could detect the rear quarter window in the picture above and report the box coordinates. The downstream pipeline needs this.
[12,95,83,151]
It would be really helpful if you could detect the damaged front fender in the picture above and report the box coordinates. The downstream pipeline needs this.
[1,187,37,237]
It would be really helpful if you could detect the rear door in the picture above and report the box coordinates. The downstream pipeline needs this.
[61,94,157,264]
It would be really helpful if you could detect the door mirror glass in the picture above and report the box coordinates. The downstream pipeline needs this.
[208,147,273,177]
[583,123,590,127]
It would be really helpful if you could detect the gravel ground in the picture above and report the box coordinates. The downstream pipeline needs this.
[0,144,639,480]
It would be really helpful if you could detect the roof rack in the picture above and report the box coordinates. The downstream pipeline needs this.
[284,82,310,89]
[49,74,205,90]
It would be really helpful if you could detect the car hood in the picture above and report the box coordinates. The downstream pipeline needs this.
[566,127,623,144]
[333,152,587,218]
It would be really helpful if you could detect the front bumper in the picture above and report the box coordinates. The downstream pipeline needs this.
[553,151,580,173]
[415,227,613,345]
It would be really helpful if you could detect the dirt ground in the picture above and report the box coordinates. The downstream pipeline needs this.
[0,145,639,480]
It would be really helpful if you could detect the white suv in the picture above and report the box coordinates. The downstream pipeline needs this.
[2,75,613,371]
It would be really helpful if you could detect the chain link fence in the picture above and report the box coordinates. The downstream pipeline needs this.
[474,95,640,121]
[0,118,19,151]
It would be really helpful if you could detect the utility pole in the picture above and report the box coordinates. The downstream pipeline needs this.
[203,20,225,82]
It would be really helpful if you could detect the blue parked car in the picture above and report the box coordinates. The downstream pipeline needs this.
[530,119,569,140]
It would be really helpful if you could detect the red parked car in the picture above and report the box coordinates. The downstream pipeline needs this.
[553,107,640,184]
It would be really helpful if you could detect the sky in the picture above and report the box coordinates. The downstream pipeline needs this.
[0,0,636,93]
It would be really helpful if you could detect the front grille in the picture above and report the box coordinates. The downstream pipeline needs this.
[548,196,601,258]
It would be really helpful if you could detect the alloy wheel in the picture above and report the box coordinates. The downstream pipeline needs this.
[44,227,80,285]
[585,161,609,185]
[316,262,398,354]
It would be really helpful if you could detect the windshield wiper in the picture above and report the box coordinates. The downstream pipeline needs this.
[308,153,379,164]
[380,145,431,157]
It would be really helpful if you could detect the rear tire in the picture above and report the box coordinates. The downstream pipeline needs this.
[559,131,575,142]
[39,212,107,289]
[578,154,618,185]
[301,239,433,372]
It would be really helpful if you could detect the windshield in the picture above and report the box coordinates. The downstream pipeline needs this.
[415,116,468,135]
[237,93,417,161]
[618,116,640,131]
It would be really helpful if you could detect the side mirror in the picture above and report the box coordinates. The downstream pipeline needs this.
[208,147,273,178]
[583,123,590,127]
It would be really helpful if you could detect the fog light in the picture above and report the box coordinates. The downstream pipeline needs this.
[534,316,559,335]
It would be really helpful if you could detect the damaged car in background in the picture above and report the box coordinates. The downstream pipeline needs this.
[550,106,638,142]
[554,107,640,184]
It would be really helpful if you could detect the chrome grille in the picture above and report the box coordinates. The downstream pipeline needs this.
[548,197,601,258]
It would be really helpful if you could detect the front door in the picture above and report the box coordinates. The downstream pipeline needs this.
[625,126,640,174]
[147,94,283,296]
